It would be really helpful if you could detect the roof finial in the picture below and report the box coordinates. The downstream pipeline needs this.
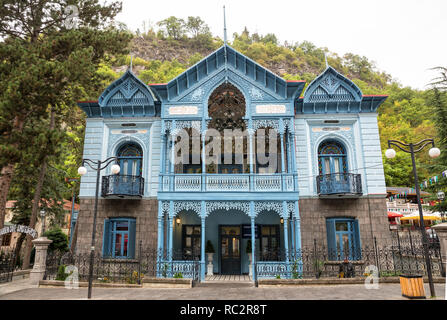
[324,52,329,69]
[223,5,227,44]
[130,53,133,72]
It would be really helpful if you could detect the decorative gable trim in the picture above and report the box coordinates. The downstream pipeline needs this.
[164,45,304,102]
[303,67,362,103]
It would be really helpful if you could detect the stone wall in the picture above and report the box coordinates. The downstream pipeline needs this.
[75,198,158,254]
[299,196,391,248]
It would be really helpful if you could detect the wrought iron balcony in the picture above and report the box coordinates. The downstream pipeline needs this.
[101,175,144,198]
[316,173,362,196]
[160,173,297,193]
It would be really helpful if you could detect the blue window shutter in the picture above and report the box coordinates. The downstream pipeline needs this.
[102,219,112,257]
[326,219,336,260]
[128,219,136,259]
[353,220,361,260]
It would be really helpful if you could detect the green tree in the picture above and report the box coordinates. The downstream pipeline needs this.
[427,89,447,172]
[185,16,210,38]
[0,0,132,268]
[157,16,185,40]
[44,228,69,253]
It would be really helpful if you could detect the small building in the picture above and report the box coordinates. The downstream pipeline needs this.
[0,200,79,252]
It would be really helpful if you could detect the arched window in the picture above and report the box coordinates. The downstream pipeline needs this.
[117,143,143,176]
[318,140,347,176]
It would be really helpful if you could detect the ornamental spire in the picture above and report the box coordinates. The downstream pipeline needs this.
[324,52,329,69]
[130,53,133,72]
[223,5,227,44]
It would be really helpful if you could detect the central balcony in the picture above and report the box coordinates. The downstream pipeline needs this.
[102,175,144,198]
[316,173,362,197]
[160,173,297,193]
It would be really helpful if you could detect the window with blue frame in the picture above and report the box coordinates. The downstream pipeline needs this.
[326,218,361,261]
[318,140,348,176]
[102,218,136,259]
[117,143,143,177]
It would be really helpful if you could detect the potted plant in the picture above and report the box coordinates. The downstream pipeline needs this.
[246,240,253,277]
[205,240,215,276]
[314,260,324,279]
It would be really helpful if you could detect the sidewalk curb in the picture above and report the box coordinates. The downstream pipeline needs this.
[257,277,446,287]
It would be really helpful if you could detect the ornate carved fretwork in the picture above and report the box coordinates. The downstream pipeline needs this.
[205,201,250,217]
[173,201,202,217]
[254,201,283,217]
[252,119,279,131]
[208,83,246,131]
[303,66,362,103]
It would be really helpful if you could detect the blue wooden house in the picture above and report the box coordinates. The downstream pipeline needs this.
[75,43,391,280]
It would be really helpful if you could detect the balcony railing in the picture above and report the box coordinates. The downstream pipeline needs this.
[160,173,296,192]
[316,173,362,196]
[101,175,144,198]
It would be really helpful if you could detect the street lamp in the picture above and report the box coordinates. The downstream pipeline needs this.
[78,157,119,299]
[385,139,440,297]
[40,209,46,236]
[438,191,445,222]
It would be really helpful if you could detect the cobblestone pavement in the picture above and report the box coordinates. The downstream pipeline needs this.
[0,281,445,300]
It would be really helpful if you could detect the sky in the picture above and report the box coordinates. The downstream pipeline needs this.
[116,0,447,90]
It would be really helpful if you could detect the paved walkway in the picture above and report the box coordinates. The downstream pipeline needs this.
[0,279,445,300]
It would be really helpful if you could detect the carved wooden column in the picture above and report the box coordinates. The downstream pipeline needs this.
[279,119,286,191]
[201,201,206,281]
[282,201,290,268]
[201,129,206,192]
[157,201,164,276]
[168,201,174,264]
[250,201,256,282]
[248,124,255,191]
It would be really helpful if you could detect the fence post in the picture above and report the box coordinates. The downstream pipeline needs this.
[313,239,317,278]
[373,236,380,276]
[397,231,404,272]
[409,228,414,255]
[29,237,53,285]
[138,240,142,285]
[432,223,447,277]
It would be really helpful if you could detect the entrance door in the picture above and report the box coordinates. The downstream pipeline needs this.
[220,225,241,275]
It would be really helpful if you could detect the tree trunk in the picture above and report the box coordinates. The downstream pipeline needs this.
[13,233,26,269]
[22,111,55,269]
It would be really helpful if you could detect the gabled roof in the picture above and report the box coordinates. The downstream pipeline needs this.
[150,44,305,101]
[296,66,388,114]
[78,69,160,118]
[303,66,362,103]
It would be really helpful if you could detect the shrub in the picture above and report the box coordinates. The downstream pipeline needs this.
[246,240,252,254]
[205,240,215,254]
[56,265,69,281]
[174,272,183,278]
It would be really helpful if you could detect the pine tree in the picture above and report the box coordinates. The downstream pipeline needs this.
[0,0,132,259]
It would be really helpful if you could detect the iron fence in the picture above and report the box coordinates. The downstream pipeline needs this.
[255,235,444,280]
[0,249,17,283]
[43,246,201,284]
